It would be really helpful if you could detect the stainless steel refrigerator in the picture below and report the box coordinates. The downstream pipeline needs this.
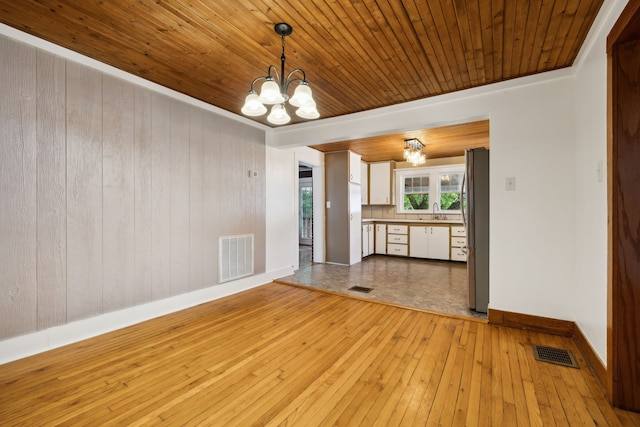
[462,148,489,313]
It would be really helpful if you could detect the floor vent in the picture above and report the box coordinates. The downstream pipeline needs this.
[219,234,254,283]
[532,345,579,368]
[348,286,373,293]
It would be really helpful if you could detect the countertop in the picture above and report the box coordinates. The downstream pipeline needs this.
[362,218,463,225]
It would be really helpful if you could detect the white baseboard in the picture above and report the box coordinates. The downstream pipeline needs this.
[0,267,294,365]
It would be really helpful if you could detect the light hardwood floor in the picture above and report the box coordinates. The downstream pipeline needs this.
[1,283,638,426]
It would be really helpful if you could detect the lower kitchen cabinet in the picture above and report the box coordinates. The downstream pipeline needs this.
[375,223,386,254]
[450,226,467,261]
[362,223,374,257]
[409,225,450,260]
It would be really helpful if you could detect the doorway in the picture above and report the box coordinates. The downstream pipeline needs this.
[299,165,313,267]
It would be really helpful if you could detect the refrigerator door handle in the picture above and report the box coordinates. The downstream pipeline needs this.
[461,172,467,229]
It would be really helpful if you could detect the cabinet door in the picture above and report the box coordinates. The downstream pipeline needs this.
[369,162,392,204]
[375,224,386,254]
[428,226,450,260]
[349,151,361,184]
[362,224,374,257]
[361,162,368,204]
[409,226,429,258]
[368,225,374,256]
[362,224,367,257]
[349,183,362,264]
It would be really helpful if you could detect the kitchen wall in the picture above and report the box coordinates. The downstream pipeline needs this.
[363,156,465,222]
[0,32,266,351]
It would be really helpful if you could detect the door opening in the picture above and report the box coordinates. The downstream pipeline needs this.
[299,165,313,267]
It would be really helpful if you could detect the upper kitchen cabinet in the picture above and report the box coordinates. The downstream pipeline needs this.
[369,161,395,205]
[348,151,361,184]
[361,161,369,205]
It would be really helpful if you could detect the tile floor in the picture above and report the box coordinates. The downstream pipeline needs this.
[278,248,487,320]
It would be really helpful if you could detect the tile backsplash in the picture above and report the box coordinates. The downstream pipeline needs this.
[362,205,462,222]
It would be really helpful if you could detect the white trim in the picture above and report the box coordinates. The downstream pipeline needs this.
[395,164,465,214]
[0,268,293,365]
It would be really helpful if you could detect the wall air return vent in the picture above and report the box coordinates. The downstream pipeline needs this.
[219,234,254,283]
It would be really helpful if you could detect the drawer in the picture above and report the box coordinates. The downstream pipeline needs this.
[387,243,408,256]
[387,224,408,234]
[451,237,467,247]
[388,234,408,244]
[451,247,467,261]
[451,226,466,237]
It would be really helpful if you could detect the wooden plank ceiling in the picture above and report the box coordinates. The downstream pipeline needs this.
[310,120,490,162]
[0,0,602,159]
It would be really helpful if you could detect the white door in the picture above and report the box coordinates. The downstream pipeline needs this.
[428,226,451,260]
[349,183,362,265]
[375,224,386,254]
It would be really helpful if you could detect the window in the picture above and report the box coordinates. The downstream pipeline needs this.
[439,172,464,211]
[396,165,464,214]
[403,175,429,210]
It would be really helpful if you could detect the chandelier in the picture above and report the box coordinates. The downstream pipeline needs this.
[241,23,319,125]
[403,138,426,166]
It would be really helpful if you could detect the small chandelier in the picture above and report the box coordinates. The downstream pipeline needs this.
[241,23,319,125]
[403,138,426,166]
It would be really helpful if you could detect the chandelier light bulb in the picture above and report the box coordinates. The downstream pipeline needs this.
[241,91,268,116]
[289,82,314,107]
[258,78,285,104]
[295,101,320,119]
[267,104,291,125]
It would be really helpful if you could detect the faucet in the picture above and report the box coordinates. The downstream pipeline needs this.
[433,202,439,220]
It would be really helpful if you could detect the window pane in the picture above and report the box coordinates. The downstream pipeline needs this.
[440,172,463,193]
[440,192,461,210]
[404,175,429,194]
[404,193,429,210]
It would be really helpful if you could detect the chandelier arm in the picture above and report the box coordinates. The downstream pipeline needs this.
[284,69,307,92]
[267,64,279,80]
[249,76,266,91]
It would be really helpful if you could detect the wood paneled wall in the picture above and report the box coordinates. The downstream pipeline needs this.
[0,35,266,340]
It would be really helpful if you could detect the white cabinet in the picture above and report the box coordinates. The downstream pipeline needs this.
[349,151,361,184]
[361,161,369,205]
[349,183,362,264]
[369,162,395,205]
[375,223,386,254]
[387,224,408,256]
[362,223,374,257]
[409,225,450,260]
[450,226,467,261]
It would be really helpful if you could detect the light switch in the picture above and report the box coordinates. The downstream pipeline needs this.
[505,177,516,191]
[326,201,331,208]
[597,160,603,182]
